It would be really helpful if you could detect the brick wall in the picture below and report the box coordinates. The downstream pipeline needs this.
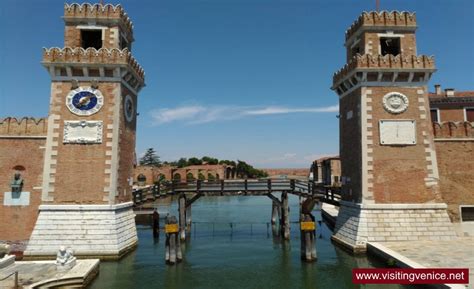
[0,138,45,241]
[339,88,363,202]
[115,86,137,203]
[46,81,118,204]
[261,168,309,178]
[435,140,474,221]
[368,86,439,204]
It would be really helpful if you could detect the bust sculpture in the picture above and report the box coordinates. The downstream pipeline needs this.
[10,172,23,195]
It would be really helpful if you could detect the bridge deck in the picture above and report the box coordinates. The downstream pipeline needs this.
[133,179,341,206]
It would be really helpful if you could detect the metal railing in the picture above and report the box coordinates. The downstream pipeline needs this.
[0,271,19,288]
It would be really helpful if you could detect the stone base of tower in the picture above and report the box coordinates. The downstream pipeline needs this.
[24,202,137,260]
[331,201,457,254]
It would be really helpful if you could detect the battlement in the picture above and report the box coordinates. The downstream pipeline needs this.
[433,122,474,139]
[42,47,145,84]
[64,3,133,35]
[333,53,435,86]
[0,117,47,136]
[346,11,417,41]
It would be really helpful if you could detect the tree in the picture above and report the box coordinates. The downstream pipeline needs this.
[202,156,218,165]
[176,158,188,168]
[198,172,206,180]
[188,157,202,166]
[139,148,161,167]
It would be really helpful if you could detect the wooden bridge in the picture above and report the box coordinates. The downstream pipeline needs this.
[132,179,341,264]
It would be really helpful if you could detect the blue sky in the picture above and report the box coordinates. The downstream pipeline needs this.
[1,0,473,168]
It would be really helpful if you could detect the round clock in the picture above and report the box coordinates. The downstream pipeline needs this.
[124,95,135,122]
[66,87,104,116]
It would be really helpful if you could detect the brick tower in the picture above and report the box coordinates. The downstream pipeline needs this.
[25,3,145,259]
[331,11,456,252]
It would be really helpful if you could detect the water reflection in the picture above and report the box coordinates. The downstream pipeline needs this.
[90,196,409,289]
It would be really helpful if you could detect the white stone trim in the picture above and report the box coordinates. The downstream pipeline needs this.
[435,138,474,142]
[339,200,448,209]
[107,85,122,203]
[464,107,474,122]
[361,88,374,203]
[41,106,60,202]
[38,201,133,211]
[0,135,46,139]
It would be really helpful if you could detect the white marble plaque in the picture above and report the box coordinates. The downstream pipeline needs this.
[379,120,416,145]
[63,120,103,144]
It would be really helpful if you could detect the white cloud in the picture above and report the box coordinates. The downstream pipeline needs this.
[150,104,338,125]
[244,105,339,115]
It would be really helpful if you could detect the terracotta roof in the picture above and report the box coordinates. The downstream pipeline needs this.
[429,91,474,97]
[313,156,340,163]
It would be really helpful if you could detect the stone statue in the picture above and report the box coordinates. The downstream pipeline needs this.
[10,172,23,194]
[56,246,76,270]
[0,244,11,259]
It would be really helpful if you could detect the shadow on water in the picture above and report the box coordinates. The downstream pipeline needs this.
[90,196,415,289]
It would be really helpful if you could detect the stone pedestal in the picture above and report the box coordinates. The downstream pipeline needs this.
[0,255,15,269]
[24,202,137,260]
[332,201,457,253]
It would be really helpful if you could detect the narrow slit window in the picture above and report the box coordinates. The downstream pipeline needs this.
[380,37,400,56]
[81,29,102,49]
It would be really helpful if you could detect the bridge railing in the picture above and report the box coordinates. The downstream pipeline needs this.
[132,179,342,206]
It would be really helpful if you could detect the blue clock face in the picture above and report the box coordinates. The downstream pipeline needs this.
[72,91,98,110]
[66,87,104,116]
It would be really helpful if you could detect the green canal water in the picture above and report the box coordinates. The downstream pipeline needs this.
[90,195,410,289]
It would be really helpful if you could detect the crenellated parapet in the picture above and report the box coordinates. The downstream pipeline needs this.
[42,47,145,92]
[332,53,435,96]
[64,3,133,38]
[433,122,474,139]
[0,117,47,136]
[346,11,417,42]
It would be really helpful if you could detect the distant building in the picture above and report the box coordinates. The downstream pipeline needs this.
[310,156,341,186]
[133,164,236,185]
[429,85,474,123]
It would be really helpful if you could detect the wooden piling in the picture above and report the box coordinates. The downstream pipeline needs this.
[280,192,290,240]
[300,213,317,262]
[152,209,160,238]
[178,194,186,240]
[165,215,182,264]
[271,201,280,225]
[186,205,192,235]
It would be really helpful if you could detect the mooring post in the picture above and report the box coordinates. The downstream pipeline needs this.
[280,191,290,240]
[271,201,280,225]
[178,194,186,240]
[165,215,181,264]
[152,208,160,238]
[186,205,192,236]
[300,213,317,262]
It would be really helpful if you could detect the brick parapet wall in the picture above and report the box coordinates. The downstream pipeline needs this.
[345,11,417,42]
[0,117,47,136]
[435,140,474,221]
[433,121,474,138]
[64,3,133,38]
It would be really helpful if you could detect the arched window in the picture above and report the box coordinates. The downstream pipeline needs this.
[186,172,195,182]
[173,173,181,182]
